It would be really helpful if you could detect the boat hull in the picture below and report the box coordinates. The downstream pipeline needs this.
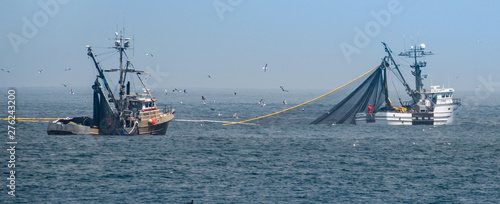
[355,110,455,125]
[47,122,90,135]
[93,113,174,135]
[138,121,169,135]
[136,112,174,135]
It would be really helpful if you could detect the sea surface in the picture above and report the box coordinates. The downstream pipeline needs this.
[1,87,499,203]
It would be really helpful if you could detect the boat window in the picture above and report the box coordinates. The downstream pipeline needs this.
[129,102,136,109]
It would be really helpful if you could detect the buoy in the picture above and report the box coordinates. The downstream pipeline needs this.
[149,118,156,124]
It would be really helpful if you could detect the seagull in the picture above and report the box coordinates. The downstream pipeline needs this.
[145,53,154,57]
[38,70,43,74]
[233,92,237,95]
[260,99,266,107]
[233,112,238,119]
[70,89,74,94]
[164,89,168,95]
[64,68,71,71]
[283,99,287,105]
[62,84,69,87]
[218,111,222,117]
[262,64,268,72]
[208,75,212,79]
[1,69,10,73]
[201,96,206,104]
[183,89,187,94]
[280,86,289,92]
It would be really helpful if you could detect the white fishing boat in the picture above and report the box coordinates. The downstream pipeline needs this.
[313,42,461,125]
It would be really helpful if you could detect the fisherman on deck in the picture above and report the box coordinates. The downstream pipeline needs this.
[368,104,373,114]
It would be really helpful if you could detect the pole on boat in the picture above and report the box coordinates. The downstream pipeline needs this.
[381,42,419,103]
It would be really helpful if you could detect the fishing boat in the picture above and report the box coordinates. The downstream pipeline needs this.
[86,32,175,135]
[312,42,460,125]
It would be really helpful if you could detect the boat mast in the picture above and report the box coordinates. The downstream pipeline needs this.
[112,32,154,103]
[87,45,119,109]
[381,57,391,109]
[398,43,433,100]
[113,32,132,103]
[381,42,419,103]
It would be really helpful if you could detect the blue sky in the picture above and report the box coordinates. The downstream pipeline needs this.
[1,0,499,91]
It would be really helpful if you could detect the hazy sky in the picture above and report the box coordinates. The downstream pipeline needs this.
[1,0,499,91]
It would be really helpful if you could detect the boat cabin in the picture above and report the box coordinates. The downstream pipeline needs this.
[423,86,455,105]
[126,95,158,112]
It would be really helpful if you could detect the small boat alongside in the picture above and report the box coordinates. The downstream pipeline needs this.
[47,117,93,135]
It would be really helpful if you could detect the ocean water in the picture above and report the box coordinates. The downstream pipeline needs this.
[1,87,499,203]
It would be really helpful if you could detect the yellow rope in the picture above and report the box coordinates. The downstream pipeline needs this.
[1,118,63,123]
[1,118,63,120]
[223,65,380,125]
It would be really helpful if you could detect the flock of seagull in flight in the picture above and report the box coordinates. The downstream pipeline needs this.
[29,67,75,94]
[161,63,292,118]
[1,62,289,115]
